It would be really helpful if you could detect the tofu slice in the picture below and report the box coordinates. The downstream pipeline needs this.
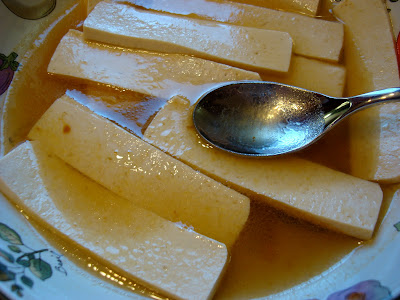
[0,141,228,300]
[48,30,261,101]
[223,0,320,16]
[261,55,346,97]
[83,2,293,73]
[28,94,250,249]
[333,0,400,183]
[143,96,383,240]
[112,0,343,62]
[88,0,321,16]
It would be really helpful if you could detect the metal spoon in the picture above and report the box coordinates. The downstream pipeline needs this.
[193,81,400,156]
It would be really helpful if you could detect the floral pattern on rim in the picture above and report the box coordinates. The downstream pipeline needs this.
[0,222,67,297]
[308,280,392,300]
[394,221,400,231]
[326,280,392,300]
[0,52,19,96]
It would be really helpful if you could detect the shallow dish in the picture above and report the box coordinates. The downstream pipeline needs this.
[1,1,400,299]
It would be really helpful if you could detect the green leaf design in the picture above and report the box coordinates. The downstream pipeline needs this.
[0,248,14,263]
[16,259,30,267]
[8,52,18,62]
[11,283,23,297]
[10,60,19,72]
[0,223,23,245]
[29,258,52,280]
[394,222,400,232]
[0,52,19,71]
[0,224,66,295]
[0,61,9,71]
[8,245,21,253]
[0,267,16,282]
[20,275,34,288]
[11,283,22,291]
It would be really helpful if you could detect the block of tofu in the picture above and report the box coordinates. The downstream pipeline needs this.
[228,0,320,16]
[28,94,250,248]
[143,96,384,240]
[261,55,346,97]
[88,0,321,16]
[48,30,261,101]
[83,2,293,73]
[0,141,228,300]
[333,0,400,183]
[119,0,343,62]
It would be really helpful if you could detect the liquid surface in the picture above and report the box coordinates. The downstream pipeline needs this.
[1,1,363,299]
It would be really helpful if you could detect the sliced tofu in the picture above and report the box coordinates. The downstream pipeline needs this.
[116,0,343,62]
[333,0,400,183]
[28,94,250,249]
[48,30,261,101]
[261,55,346,97]
[88,0,321,16]
[49,30,343,101]
[224,0,320,16]
[143,96,383,240]
[0,141,227,300]
[83,2,293,73]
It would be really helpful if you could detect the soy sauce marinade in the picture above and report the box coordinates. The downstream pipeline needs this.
[2,1,362,299]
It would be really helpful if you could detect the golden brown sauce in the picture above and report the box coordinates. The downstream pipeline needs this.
[2,0,367,299]
[215,202,359,299]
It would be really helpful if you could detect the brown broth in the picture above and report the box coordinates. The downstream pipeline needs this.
[215,202,359,299]
[2,1,363,299]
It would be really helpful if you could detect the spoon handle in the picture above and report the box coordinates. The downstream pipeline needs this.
[324,87,400,130]
[348,87,400,112]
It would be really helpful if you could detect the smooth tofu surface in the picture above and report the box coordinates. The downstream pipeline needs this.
[0,141,228,300]
[144,96,383,240]
[333,0,400,183]
[88,0,320,16]
[48,30,261,101]
[83,1,293,73]
[261,55,346,97]
[226,0,320,15]
[28,95,250,249]
[121,0,342,62]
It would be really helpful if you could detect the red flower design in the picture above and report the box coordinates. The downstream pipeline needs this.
[326,280,392,300]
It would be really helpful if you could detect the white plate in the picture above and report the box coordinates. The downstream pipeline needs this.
[0,1,400,299]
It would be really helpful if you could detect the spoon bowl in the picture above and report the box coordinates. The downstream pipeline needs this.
[193,81,400,156]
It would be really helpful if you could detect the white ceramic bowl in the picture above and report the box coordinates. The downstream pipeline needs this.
[0,1,399,299]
